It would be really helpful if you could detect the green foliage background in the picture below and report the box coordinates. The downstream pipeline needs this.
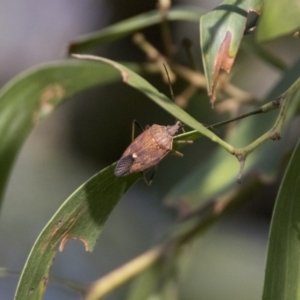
[0,1,300,300]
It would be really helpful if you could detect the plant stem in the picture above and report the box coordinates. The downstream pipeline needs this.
[85,246,164,300]
[158,0,174,58]
[174,96,283,143]
[132,33,254,104]
[132,33,176,83]
[235,77,300,157]
[206,97,281,130]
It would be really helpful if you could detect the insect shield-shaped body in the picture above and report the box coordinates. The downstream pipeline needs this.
[114,121,188,178]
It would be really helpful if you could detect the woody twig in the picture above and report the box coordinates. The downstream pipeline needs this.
[133,33,255,106]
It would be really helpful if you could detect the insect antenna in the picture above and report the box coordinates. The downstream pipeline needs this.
[163,63,185,132]
[163,63,176,103]
[132,119,144,141]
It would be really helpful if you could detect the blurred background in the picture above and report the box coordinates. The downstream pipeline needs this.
[0,0,299,299]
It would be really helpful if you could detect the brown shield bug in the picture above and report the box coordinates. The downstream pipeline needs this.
[114,120,191,183]
[114,65,193,185]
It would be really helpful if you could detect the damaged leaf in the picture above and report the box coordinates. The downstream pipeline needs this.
[15,165,139,300]
[200,0,263,105]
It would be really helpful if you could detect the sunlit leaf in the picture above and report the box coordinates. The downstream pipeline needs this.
[68,6,206,53]
[257,0,300,42]
[262,136,300,300]
[15,165,139,300]
[200,0,263,104]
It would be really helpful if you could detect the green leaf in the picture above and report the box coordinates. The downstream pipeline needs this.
[15,165,139,300]
[71,54,232,153]
[262,136,300,300]
[200,0,263,104]
[68,6,206,53]
[165,57,300,210]
[257,0,300,42]
[0,60,139,211]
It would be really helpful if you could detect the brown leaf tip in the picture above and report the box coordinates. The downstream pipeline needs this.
[215,31,235,72]
[211,31,235,106]
[120,70,129,83]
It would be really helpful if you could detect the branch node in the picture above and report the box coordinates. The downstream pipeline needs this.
[272,96,282,108]
[235,154,246,184]
[271,132,281,140]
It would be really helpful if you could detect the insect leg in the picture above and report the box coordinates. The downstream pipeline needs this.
[132,120,144,141]
[173,140,193,144]
[141,165,157,186]
[141,171,152,186]
[141,172,149,186]
[170,150,184,157]
[171,139,192,156]
[148,165,157,185]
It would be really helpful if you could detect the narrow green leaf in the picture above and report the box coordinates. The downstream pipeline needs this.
[72,54,233,154]
[262,136,300,300]
[15,165,139,300]
[0,60,139,211]
[257,0,300,42]
[200,0,263,104]
[68,6,206,53]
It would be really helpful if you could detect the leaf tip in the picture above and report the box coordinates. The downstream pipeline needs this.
[71,54,129,82]
[210,31,235,105]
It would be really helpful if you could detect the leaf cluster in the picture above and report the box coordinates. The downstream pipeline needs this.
[0,1,299,299]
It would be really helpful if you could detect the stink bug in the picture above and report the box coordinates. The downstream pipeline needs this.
[114,65,192,185]
[114,120,191,183]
